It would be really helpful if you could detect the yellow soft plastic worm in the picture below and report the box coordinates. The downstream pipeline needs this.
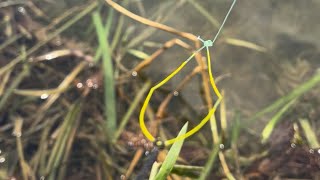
[139,0,236,147]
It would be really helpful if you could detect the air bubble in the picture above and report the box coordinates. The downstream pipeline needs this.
[86,79,93,87]
[77,83,83,88]
[0,150,1,154]
[132,71,137,77]
[40,94,49,99]
[173,91,179,96]
[309,149,314,154]
[290,143,296,148]
[17,7,26,14]
[12,132,21,137]
[93,84,98,89]
[0,156,5,163]
[40,176,45,180]
[144,143,150,149]
[145,151,150,156]
[128,141,133,147]
[54,39,62,46]
[140,139,146,144]
[318,149,320,154]
[219,144,224,150]
[120,175,126,180]
[45,54,54,60]
[88,63,94,67]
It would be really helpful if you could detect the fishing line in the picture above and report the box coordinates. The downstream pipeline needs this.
[139,0,236,147]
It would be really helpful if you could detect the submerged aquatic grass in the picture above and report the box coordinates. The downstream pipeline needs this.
[0,0,319,179]
[153,123,188,180]
[93,11,117,139]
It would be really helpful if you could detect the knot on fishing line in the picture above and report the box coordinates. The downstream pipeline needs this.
[197,36,213,47]
[153,139,165,149]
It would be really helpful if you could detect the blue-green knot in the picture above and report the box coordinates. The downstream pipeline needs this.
[197,36,213,47]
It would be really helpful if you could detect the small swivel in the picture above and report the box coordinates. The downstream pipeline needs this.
[197,36,213,47]
[153,138,165,149]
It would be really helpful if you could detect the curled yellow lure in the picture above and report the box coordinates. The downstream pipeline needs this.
[139,0,236,147]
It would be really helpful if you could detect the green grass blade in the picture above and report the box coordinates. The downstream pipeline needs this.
[149,162,161,180]
[154,122,188,180]
[127,49,150,59]
[110,0,129,51]
[0,1,98,76]
[112,81,151,143]
[94,7,114,63]
[187,0,220,29]
[198,143,220,180]
[299,118,320,148]
[171,164,203,178]
[261,99,296,143]
[249,71,320,122]
[46,101,82,180]
[92,12,117,139]
[231,111,241,145]
[0,47,29,111]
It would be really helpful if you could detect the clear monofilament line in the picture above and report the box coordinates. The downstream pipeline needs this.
[211,0,237,44]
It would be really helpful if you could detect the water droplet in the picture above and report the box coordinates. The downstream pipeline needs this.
[45,54,54,60]
[93,84,98,89]
[17,7,26,14]
[86,79,93,87]
[131,71,137,77]
[0,150,1,154]
[10,177,16,180]
[54,39,62,46]
[145,151,150,156]
[88,63,94,67]
[318,149,320,154]
[144,143,150,149]
[132,137,138,142]
[0,156,5,163]
[120,175,126,180]
[141,139,146,144]
[40,94,49,99]
[128,141,133,147]
[309,149,314,154]
[290,143,296,148]
[173,91,179,96]
[40,176,45,180]
[12,132,21,137]
[219,144,224,150]
[77,83,83,88]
